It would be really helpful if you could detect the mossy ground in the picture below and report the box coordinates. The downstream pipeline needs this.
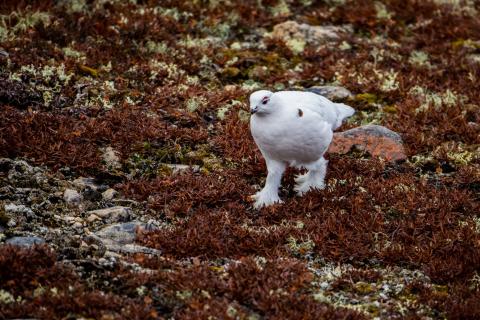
[0,0,479,319]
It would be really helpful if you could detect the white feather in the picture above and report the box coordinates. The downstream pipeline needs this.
[249,90,355,208]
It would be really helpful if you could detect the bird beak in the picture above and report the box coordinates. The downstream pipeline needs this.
[250,106,258,114]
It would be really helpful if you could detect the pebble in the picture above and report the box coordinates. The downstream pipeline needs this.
[102,188,118,201]
[86,206,131,223]
[63,188,82,205]
[86,214,101,223]
[72,221,84,229]
[73,177,102,191]
[94,221,145,245]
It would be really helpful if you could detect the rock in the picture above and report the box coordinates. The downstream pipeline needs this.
[86,214,101,223]
[72,221,84,229]
[6,236,45,247]
[102,188,118,201]
[63,188,82,205]
[101,146,121,170]
[268,21,350,53]
[92,221,160,255]
[4,203,34,216]
[306,86,353,101]
[328,125,407,162]
[86,206,131,223]
[94,221,143,244]
[72,177,106,191]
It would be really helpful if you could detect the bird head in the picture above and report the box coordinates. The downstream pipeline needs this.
[249,90,273,115]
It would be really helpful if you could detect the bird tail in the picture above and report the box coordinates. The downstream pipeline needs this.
[334,103,355,129]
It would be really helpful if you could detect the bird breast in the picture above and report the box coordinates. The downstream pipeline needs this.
[250,108,333,164]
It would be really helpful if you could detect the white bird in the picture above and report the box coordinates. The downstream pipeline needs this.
[249,90,355,208]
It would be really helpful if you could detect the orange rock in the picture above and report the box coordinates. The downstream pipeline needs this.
[328,125,406,162]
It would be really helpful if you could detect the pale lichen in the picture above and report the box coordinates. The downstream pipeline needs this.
[408,51,432,68]
[375,2,392,20]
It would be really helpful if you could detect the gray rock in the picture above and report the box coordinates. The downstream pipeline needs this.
[93,222,160,255]
[108,243,161,255]
[6,236,45,247]
[63,188,82,205]
[4,203,34,216]
[306,86,353,101]
[102,188,118,201]
[87,206,131,223]
[72,177,105,191]
[94,221,145,245]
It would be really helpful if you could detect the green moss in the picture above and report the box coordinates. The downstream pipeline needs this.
[354,93,379,104]
[222,67,241,78]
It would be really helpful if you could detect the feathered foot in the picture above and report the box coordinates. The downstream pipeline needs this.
[251,190,282,209]
[294,158,328,196]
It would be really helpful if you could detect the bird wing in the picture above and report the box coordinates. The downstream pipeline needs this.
[273,91,354,130]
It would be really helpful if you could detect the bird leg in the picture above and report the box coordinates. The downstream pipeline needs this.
[252,159,286,208]
[294,157,328,195]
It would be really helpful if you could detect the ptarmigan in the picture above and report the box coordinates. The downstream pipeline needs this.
[249,90,355,208]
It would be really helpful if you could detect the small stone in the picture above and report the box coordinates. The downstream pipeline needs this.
[86,206,131,223]
[72,221,83,229]
[6,236,45,247]
[224,84,237,91]
[94,221,145,245]
[102,188,118,201]
[64,216,76,223]
[72,177,103,191]
[63,188,82,205]
[86,214,101,223]
[306,86,353,101]
[91,222,160,255]
[328,125,406,162]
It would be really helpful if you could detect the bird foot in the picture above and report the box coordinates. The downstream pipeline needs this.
[294,172,309,184]
[251,190,282,209]
[294,180,325,196]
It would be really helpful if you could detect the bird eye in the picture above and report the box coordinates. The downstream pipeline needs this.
[261,97,269,104]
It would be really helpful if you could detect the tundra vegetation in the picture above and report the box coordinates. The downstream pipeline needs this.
[0,0,479,319]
